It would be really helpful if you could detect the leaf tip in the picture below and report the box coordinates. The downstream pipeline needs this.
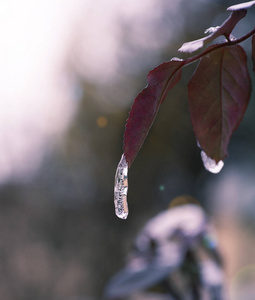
[227,0,255,11]
[201,151,224,174]
[178,39,205,53]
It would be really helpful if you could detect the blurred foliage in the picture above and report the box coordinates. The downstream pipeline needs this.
[105,203,225,300]
[0,1,254,300]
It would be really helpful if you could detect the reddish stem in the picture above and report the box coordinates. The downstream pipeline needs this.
[183,26,255,67]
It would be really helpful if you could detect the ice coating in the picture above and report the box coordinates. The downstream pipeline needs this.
[201,151,224,174]
[114,154,129,219]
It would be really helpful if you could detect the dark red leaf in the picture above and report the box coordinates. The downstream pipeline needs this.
[179,10,247,53]
[124,59,183,167]
[252,34,255,73]
[188,45,251,162]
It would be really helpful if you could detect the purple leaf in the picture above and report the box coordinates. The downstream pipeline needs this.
[179,10,247,53]
[227,0,255,11]
[188,45,251,162]
[252,34,255,73]
[124,59,184,167]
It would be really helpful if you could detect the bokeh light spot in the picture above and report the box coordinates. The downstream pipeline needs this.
[159,185,165,191]
[169,195,200,208]
[97,116,108,128]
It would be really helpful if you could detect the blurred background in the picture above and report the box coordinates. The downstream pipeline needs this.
[0,0,254,299]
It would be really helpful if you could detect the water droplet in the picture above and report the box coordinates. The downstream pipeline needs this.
[201,151,224,174]
[114,154,129,219]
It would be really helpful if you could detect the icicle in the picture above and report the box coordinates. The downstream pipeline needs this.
[114,154,129,219]
[201,151,224,174]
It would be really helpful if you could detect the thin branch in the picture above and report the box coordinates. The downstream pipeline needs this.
[183,26,255,67]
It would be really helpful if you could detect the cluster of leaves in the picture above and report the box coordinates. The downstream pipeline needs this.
[123,1,255,169]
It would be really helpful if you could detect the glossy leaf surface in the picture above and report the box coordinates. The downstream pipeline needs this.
[124,59,183,167]
[188,45,251,162]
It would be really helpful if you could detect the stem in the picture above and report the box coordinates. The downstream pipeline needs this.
[183,26,255,67]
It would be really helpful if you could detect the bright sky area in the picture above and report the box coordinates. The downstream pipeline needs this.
[0,0,182,183]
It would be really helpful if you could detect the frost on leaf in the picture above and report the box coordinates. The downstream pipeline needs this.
[201,151,224,174]
[178,10,246,53]
[188,45,251,163]
[252,34,255,74]
[204,27,220,35]
[179,37,206,53]
[124,59,183,167]
[227,0,255,11]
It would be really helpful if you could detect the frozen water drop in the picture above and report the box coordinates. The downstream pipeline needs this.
[201,151,224,174]
[114,154,129,219]
[204,26,220,34]
[171,57,183,61]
